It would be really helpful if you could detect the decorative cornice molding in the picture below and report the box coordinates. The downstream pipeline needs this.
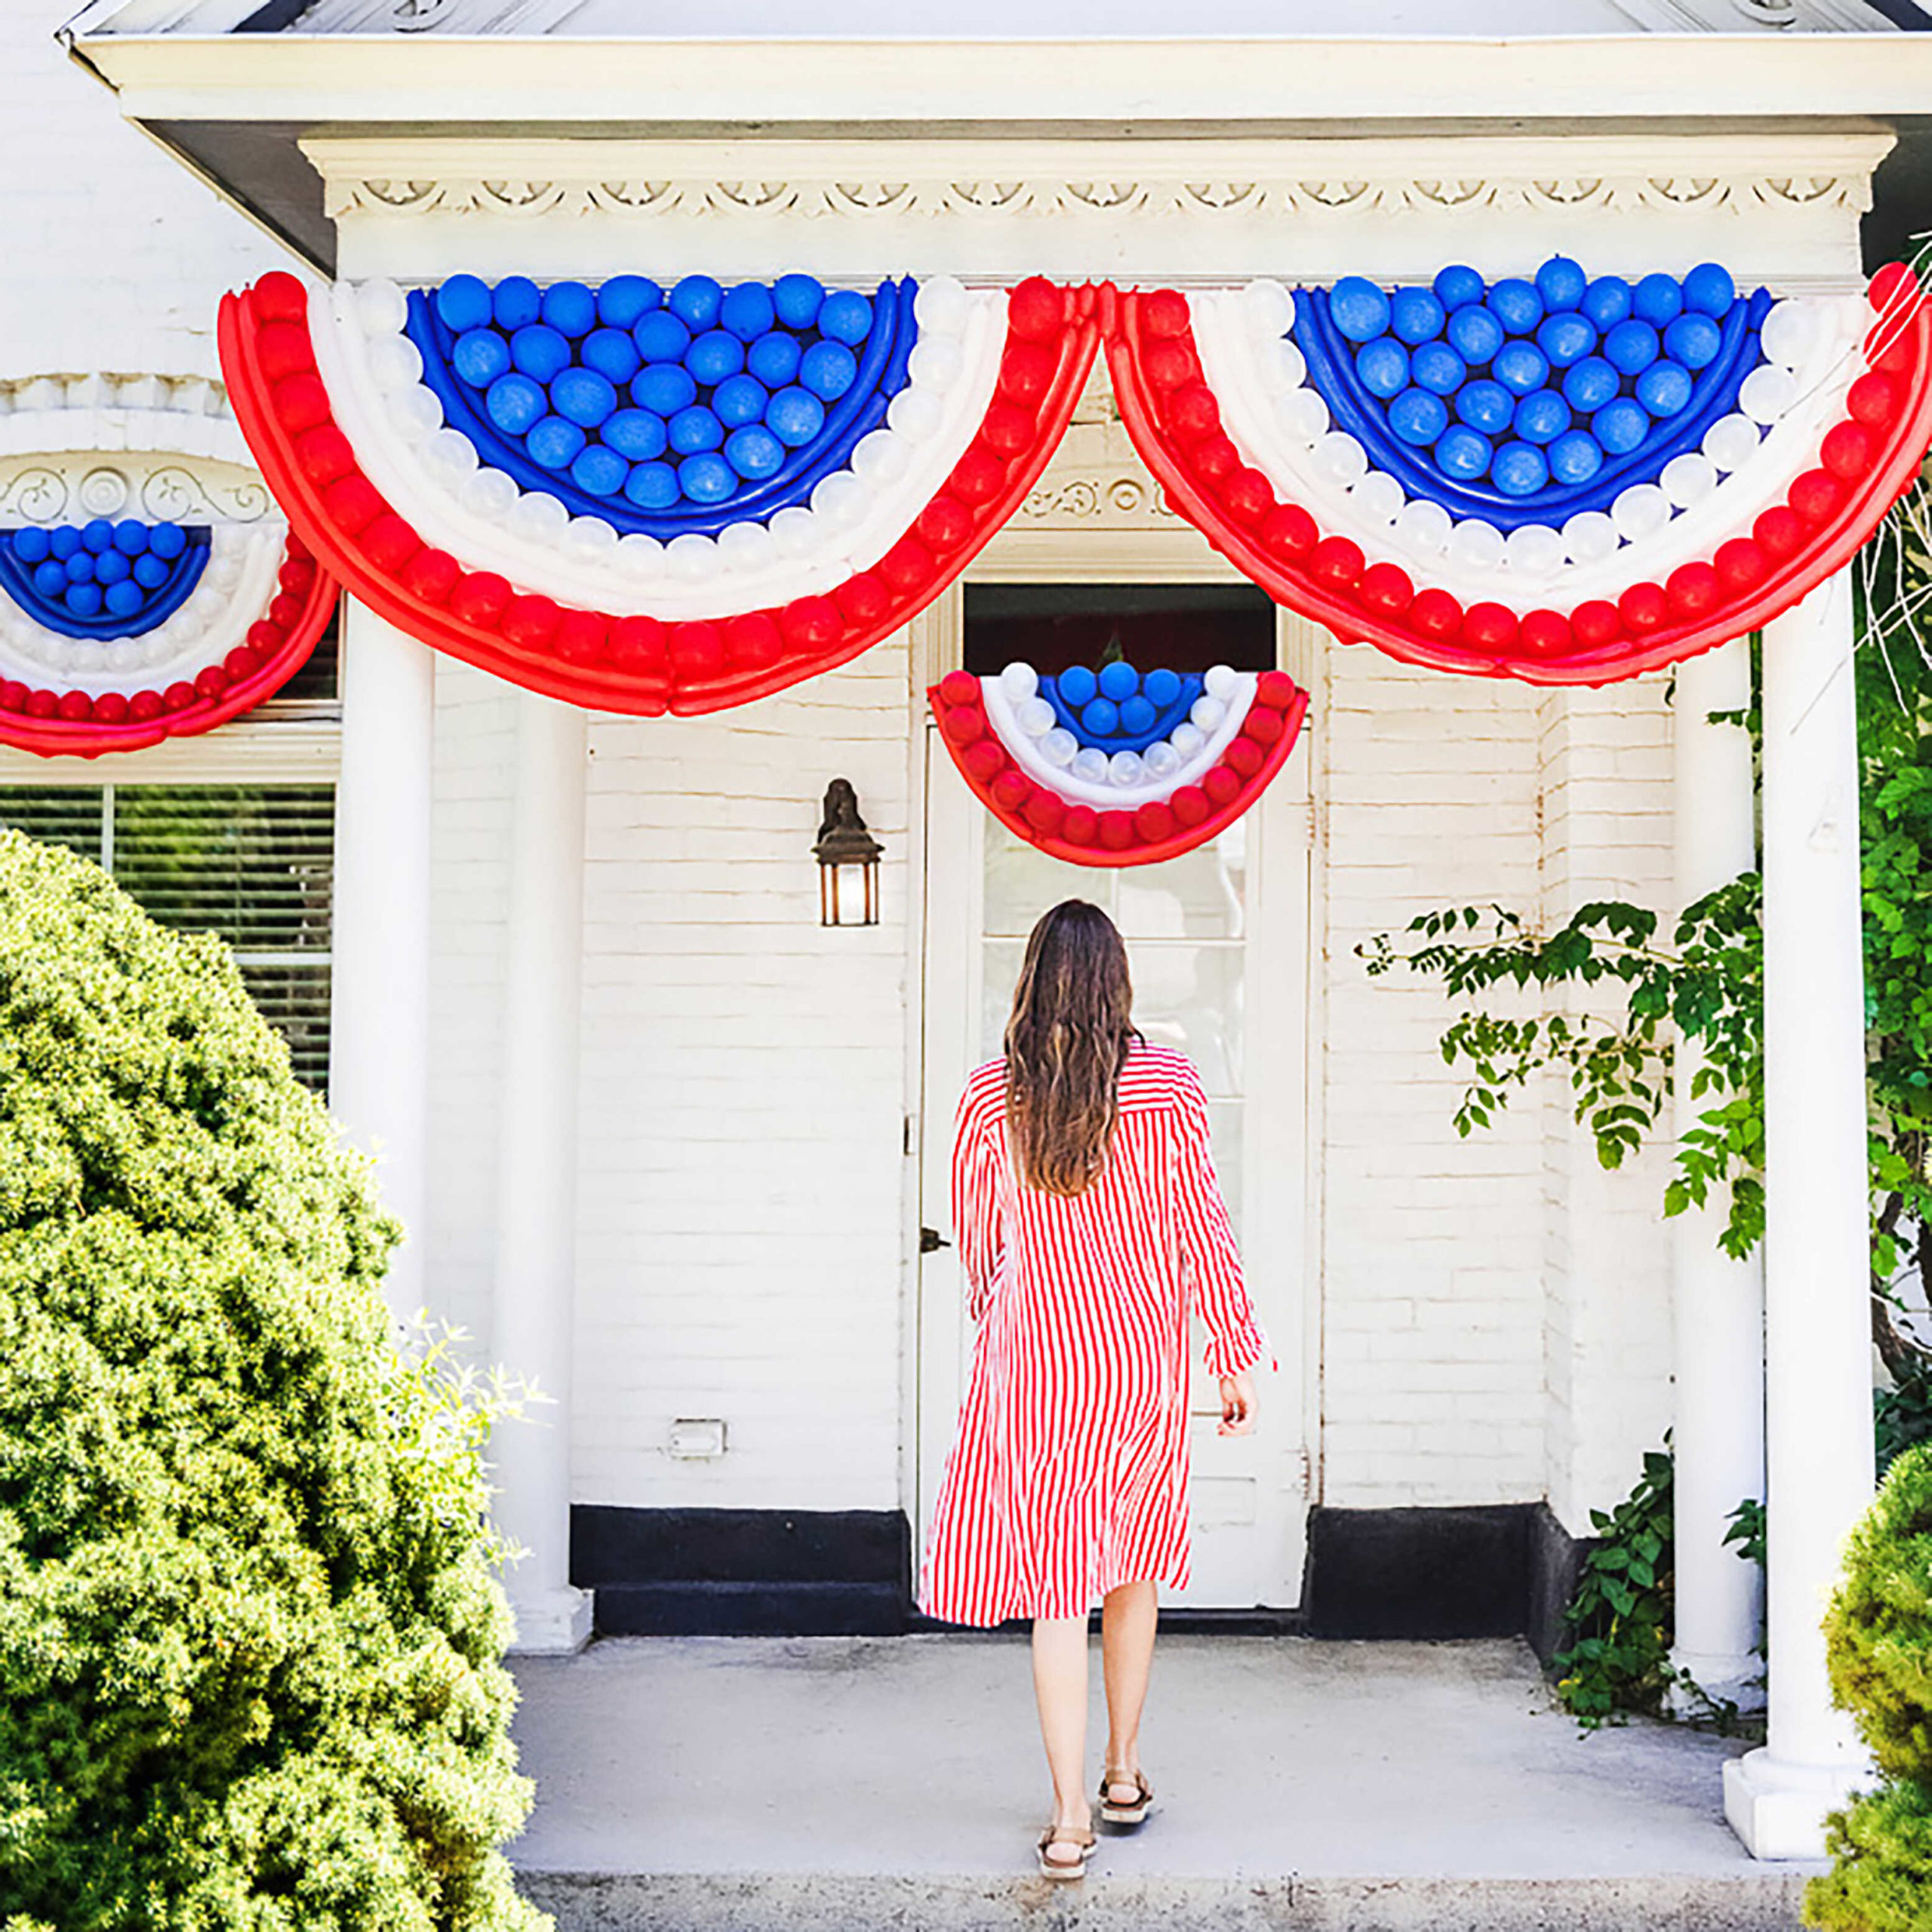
[0,374,254,473]
[0,451,275,528]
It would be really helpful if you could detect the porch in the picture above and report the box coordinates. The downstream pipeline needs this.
[508,1633,1809,1931]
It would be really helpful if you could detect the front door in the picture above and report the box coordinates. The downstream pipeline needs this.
[915,605,1312,1609]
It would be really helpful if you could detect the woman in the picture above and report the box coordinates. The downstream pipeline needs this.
[918,899,1267,1881]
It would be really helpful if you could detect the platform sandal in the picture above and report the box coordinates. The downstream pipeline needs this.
[1098,1768,1155,1827]
[1035,1823,1097,1880]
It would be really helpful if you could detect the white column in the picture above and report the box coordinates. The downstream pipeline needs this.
[1669,639,1767,1712]
[491,689,593,1656]
[1724,569,1876,1859]
[329,601,434,1316]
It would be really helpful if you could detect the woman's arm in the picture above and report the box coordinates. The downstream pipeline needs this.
[1174,1066,1270,1383]
[951,1081,1006,1321]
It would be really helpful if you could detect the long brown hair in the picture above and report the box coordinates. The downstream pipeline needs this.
[1004,900,1138,1197]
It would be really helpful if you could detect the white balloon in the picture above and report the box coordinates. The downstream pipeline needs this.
[1351,470,1405,529]
[356,278,409,338]
[1143,739,1181,780]
[999,661,1039,702]
[461,466,518,521]
[1447,519,1504,571]
[1504,524,1564,577]
[811,470,869,530]
[392,385,444,441]
[1257,337,1308,395]
[1611,483,1672,542]
[1040,728,1078,768]
[908,337,964,390]
[508,491,568,543]
[886,387,944,443]
[1561,509,1620,565]
[368,334,424,392]
[667,533,721,581]
[1279,386,1330,445]
[562,515,618,563]
[615,531,664,578]
[1169,721,1205,759]
[1017,696,1057,737]
[1702,413,1761,475]
[1739,365,1798,426]
[913,275,971,337]
[73,641,106,675]
[1660,452,1718,508]
[423,426,481,478]
[1243,278,1296,340]
[1395,497,1454,556]
[1316,432,1368,486]
[769,506,819,558]
[717,518,777,574]
[1759,300,1819,373]
[851,429,910,488]
[1072,746,1112,785]
[1191,694,1227,733]
[1204,663,1239,701]
[1109,750,1146,786]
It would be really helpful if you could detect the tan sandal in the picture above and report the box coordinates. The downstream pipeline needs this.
[1099,1767,1155,1827]
[1035,1823,1097,1880]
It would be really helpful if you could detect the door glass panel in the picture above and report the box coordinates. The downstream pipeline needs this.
[1115,823,1247,941]
[1133,943,1244,1097]
[983,828,1080,940]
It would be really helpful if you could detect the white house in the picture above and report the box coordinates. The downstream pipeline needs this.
[4,0,1930,1863]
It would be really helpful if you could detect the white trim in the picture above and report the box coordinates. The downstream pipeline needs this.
[0,714,341,785]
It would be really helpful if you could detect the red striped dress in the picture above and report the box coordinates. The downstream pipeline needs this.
[918,1041,1269,1626]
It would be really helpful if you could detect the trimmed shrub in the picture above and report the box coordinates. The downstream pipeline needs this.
[0,829,547,1932]
[1810,1443,1932,1930]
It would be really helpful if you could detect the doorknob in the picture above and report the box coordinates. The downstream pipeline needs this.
[920,1226,952,1254]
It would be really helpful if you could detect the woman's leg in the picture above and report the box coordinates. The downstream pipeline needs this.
[1030,1614,1091,1857]
[1100,1580,1158,1800]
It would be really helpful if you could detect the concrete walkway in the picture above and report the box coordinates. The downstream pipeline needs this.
[509,1633,1817,1930]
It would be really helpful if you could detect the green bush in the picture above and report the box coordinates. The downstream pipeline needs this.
[1809,1444,1932,1930]
[0,829,547,1932]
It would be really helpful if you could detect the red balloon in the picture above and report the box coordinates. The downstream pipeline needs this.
[1409,587,1463,641]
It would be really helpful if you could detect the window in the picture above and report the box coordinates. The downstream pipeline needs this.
[0,784,335,1090]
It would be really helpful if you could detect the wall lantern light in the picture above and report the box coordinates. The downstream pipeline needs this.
[814,778,882,928]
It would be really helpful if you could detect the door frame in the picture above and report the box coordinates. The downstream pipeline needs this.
[899,528,1331,1606]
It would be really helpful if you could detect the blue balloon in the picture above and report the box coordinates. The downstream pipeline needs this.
[64,581,103,618]
[1355,337,1410,398]
[147,522,186,559]
[1683,262,1737,318]
[1581,276,1633,331]
[1488,279,1543,335]
[1491,441,1549,497]
[748,331,803,387]
[1457,379,1515,435]
[1081,697,1120,737]
[133,554,168,589]
[103,580,143,619]
[65,552,94,583]
[509,324,571,383]
[1098,660,1140,702]
[1447,305,1505,366]
[1514,389,1571,445]
[669,275,724,331]
[678,452,736,503]
[1537,312,1597,368]
[1561,355,1620,413]
[668,405,723,454]
[766,386,826,447]
[1634,273,1684,327]
[10,527,48,564]
[31,560,64,597]
[817,290,874,346]
[1635,359,1693,418]
[800,340,858,400]
[112,520,148,556]
[1663,313,1722,371]
[1493,341,1550,396]
[1593,397,1651,454]
[1411,342,1466,395]
[1115,695,1153,736]
[1144,667,1181,708]
[49,526,80,560]
[713,373,769,426]
[492,276,541,331]
[1604,319,1660,375]
[94,549,130,584]
[454,321,517,387]
[1548,430,1604,485]
[1330,276,1392,343]
[1390,288,1446,345]
[541,281,597,338]
[582,328,642,384]
[552,367,617,428]
[485,372,546,435]
[1435,424,1493,480]
[571,445,629,497]
[83,518,114,553]
[773,273,825,330]
[724,424,786,480]
[603,409,669,460]
[1536,256,1588,313]
[624,463,680,510]
[1433,264,1484,311]
[634,363,697,416]
[685,330,746,386]
[1389,388,1450,447]
[634,311,691,364]
[721,282,777,343]
[436,274,493,334]
[525,416,586,470]
[597,275,662,328]
[1056,664,1097,707]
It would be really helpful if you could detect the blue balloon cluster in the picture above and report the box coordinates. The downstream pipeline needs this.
[2,518,198,629]
[1325,257,1736,500]
[432,272,880,512]
[1045,662,1204,753]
